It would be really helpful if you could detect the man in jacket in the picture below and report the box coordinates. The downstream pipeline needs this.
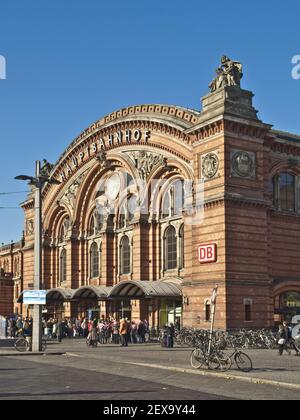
[120,319,128,347]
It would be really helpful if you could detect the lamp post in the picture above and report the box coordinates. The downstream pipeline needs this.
[15,160,60,352]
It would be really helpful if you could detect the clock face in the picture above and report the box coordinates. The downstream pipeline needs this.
[106,174,121,200]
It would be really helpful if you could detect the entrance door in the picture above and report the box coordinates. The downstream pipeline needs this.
[275,291,300,323]
[159,300,182,328]
[117,299,132,321]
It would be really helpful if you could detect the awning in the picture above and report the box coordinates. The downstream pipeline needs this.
[17,288,74,303]
[109,280,182,299]
[72,285,112,300]
[18,281,182,304]
[47,288,74,302]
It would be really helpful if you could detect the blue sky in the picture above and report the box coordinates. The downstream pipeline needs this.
[0,0,299,244]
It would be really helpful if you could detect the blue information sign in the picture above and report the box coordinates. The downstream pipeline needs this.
[23,290,46,305]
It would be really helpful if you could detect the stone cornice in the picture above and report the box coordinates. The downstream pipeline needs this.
[185,116,271,143]
[20,198,34,210]
[203,192,270,209]
[265,135,300,155]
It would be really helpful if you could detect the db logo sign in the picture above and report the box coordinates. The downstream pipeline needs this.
[197,244,217,264]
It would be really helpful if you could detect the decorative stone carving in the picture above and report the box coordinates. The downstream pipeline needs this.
[124,151,168,181]
[26,219,34,236]
[231,150,256,178]
[201,152,219,180]
[209,56,243,92]
[96,150,111,169]
[40,159,54,177]
[60,171,87,210]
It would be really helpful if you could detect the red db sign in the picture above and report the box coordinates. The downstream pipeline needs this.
[197,244,217,264]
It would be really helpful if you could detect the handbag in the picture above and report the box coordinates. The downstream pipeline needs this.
[278,338,286,345]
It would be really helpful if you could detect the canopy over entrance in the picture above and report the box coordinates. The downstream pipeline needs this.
[47,288,73,302]
[72,285,112,301]
[109,280,182,299]
[17,288,74,303]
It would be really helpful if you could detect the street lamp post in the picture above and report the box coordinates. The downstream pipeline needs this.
[16,160,60,352]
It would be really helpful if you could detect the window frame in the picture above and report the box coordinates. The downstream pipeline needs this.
[120,235,131,275]
[273,172,297,213]
[59,248,67,284]
[165,225,178,271]
[90,242,100,279]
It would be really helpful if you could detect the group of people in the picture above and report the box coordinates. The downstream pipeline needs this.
[160,323,175,349]
[4,316,33,338]
[3,315,178,349]
[42,316,151,346]
[277,321,300,356]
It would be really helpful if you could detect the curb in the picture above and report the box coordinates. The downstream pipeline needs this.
[128,362,300,391]
[0,352,66,357]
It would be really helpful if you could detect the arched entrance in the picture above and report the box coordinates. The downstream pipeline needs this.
[46,288,74,319]
[18,288,74,319]
[274,284,300,324]
[72,286,112,320]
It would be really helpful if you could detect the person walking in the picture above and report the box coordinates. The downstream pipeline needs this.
[277,324,290,356]
[166,323,175,349]
[112,320,119,344]
[283,321,299,356]
[57,319,63,343]
[119,318,128,347]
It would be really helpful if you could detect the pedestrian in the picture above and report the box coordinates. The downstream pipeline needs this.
[277,324,290,356]
[131,321,137,344]
[90,318,98,345]
[112,320,119,344]
[283,321,299,356]
[119,318,128,347]
[57,319,63,343]
[294,324,300,355]
[166,323,175,349]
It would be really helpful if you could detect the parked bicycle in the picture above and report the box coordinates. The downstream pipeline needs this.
[14,336,47,353]
[190,338,253,372]
[216,339,253,372]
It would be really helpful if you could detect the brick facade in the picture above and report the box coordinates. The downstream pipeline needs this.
[1,60,300,329]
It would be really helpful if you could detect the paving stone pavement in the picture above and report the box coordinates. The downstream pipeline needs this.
[1,340,300,400]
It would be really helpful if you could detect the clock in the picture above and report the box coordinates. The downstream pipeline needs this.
[106,173,121,200]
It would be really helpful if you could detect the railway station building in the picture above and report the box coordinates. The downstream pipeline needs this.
[1,57,300,329]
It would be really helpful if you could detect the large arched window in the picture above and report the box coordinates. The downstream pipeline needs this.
[59,249,67,284]
[165,226,177,271]
[59,217,70,243]
[89,208,105,237]
[161,179,184,219]
[89,215,95,237]
[90,243,100,279]
[273,173,296,212]
[118,195,137,229]
[120,236,131,275]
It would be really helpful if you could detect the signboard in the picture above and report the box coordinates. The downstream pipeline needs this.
[23,290,46,305]
[197,244,217,264]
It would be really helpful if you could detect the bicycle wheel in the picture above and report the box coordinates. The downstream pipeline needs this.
[190,349,206,369]
[234,351,253,372]
[216,351,232,372]
[15,338,29,352]
[207,353,221,370]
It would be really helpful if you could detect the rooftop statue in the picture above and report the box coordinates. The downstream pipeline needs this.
[209,56,243,92]
[40,159,54,177]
